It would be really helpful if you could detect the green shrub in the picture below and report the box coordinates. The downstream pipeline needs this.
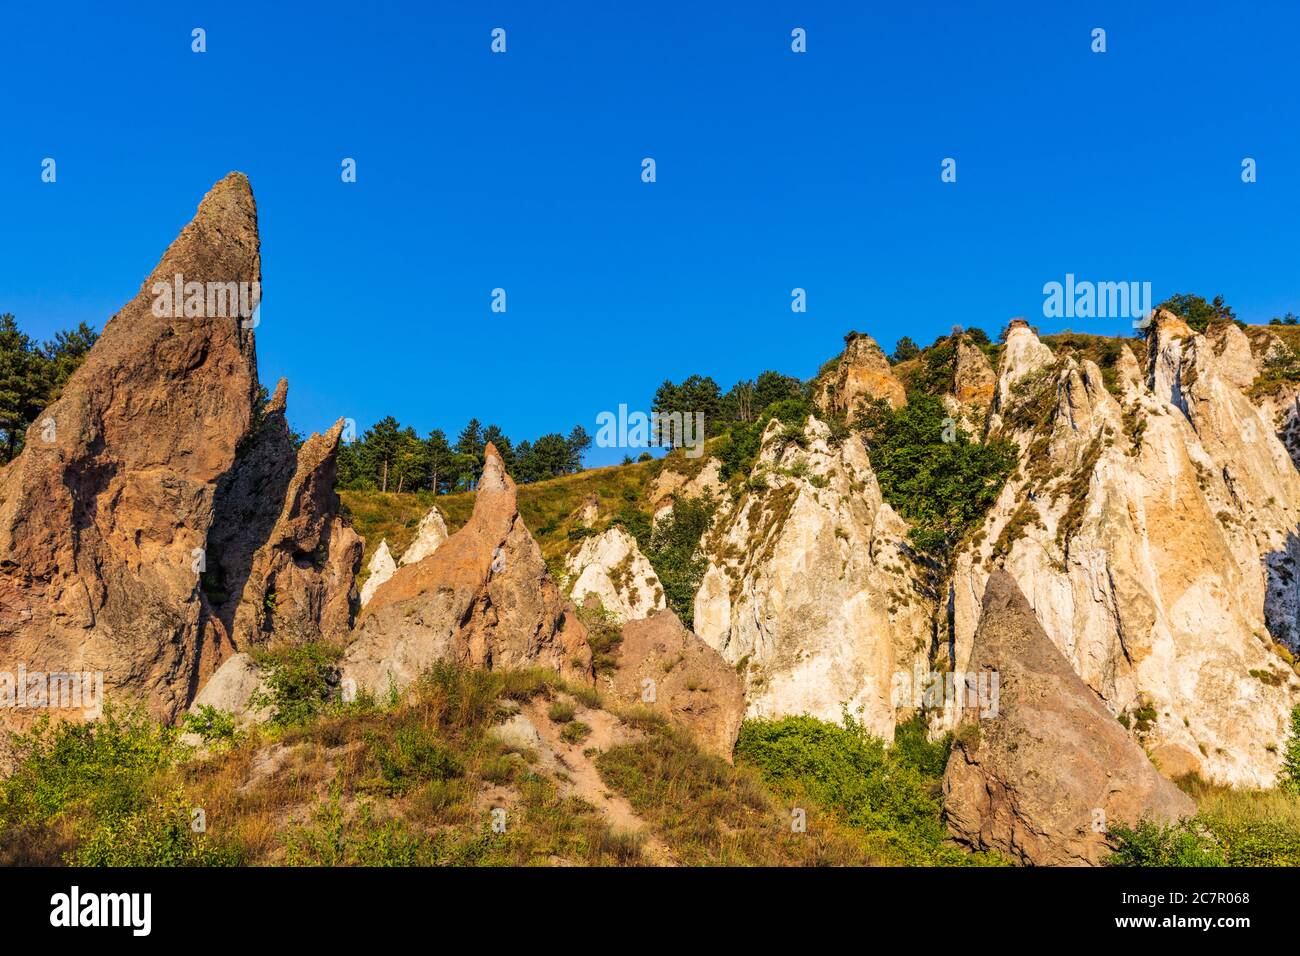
[370,725,463,795]
[251,642,344,727]
[643,493,718,626]
[0,704,179,831]
[74,790,242,866]
[735,710,982,865]
[856,393,1017,562]
[182,704,238,748]
[548,700,576,723]
[560,721,592,744]
[1106,819,1226,866]
[1280,705,1300,794]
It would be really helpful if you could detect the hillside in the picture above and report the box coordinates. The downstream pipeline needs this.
[6,173,1300,870]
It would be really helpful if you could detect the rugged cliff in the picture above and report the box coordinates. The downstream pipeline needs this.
[949,315,1300,786]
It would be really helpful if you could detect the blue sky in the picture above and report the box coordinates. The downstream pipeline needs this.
[2,1,1297,466]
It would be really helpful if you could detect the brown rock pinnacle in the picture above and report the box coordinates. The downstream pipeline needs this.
[342,444,593,695]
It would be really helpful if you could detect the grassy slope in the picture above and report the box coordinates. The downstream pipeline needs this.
[0,662,968,867]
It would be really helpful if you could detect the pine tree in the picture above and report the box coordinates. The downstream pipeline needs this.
[0,314,50,461]
[455,418,484,468]
[566,425,591,472]
[1281,705,1300,794]
[425,429,455,494]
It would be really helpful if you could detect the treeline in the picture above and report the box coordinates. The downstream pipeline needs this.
[650,369,806,438]
[336,417,594,493]
[0,313,99,461]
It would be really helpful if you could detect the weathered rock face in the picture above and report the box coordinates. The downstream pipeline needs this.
[399,505,447,565]
[949,315,1300,786]
[1239,325,1300,469]
[816,333,907,418]
[342,444,593,696]
[693,415,931,737]
[0,173,262,726]
[942,571,1195,867]
[565,526,665,623]
[607,608,745,758]
[648,457,723,519]
[359,539,396,606]
[989,319,1054,430]
[952,338,997,409]
[220,418,361,646]
[0,174,361,731]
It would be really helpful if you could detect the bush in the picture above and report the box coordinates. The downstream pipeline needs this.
[856,393,1018,561]
[370,725,463,795]
[74,790,243,866]
[644,493,718,626]
[1280,705,1300,794]
[1106,819,1226,866]
[0,704,179,831]
[735,711,984,865]
[182,705,238,749]
[560,721,592,744]
[251,642,344,727]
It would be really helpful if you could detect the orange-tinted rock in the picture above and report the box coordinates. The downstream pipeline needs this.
[608,609,745,758]
[0,174,362,733]
[342,444,593,694]
[0,173,261,726]
[223,417,361,646]
[816,332,907,417]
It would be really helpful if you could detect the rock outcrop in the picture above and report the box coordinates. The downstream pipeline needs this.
[607,608,745,758]
[648,457,724,519]
[693,415,931,736]
[565,526,666,623]
[185,652,271,730]
[220,419,361,646]
[944,337,997,433]
[400,505,448,565]
[942,571,1194,866]
[0,173,262,726]
[816,333,907,418]
[341,444,593,696]
[0,173,360,730]
[949,315,1300,786]
[359,540,396,606]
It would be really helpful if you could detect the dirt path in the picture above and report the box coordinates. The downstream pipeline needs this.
[521,698,675,866]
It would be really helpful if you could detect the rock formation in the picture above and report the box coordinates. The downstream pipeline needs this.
[565,526,665,623]
[359,539,396,606]
[0,173,261,726]
[949,314,1300,786]
[942,571,1195,866]
[944,337,997,433]
[607,608,745,758]
[693,415,931,736]
[0,173,359,729]
[216,418,361,646]
[648,457,723,519]
[184,652,271,731]
[815,332,907,418]
[341,444,593,696]
[399,505,448,565]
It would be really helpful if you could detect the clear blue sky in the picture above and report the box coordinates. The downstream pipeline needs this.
[2,1,1297,466]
